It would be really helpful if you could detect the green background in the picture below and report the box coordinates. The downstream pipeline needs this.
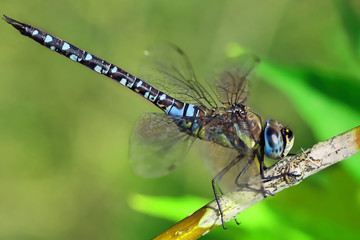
[1,0,360,239]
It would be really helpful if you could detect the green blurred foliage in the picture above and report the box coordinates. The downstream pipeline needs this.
[0,0,359,239]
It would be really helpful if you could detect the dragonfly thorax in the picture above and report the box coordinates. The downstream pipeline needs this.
[263,119,294,159]
[199,106,263,151]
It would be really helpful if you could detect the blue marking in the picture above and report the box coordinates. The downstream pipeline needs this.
[169,106,185,116]
[102,67,109,74]
[32,30,39,36]
[44,35,53,43]
[85,53,92,61]
[192,121,199,130]
[144,87,151,99]
[50,46,56,51]
[62,42,70,50]
[126,81,134,88]
[148,95,155,101]
[165,105,172,114]
[70,54,78,61]
[148,92,158,102]
[159,94,166,100]
[111,66,117,73]
[165,99,176,114]
[185,104,195,116]
[120,78,127,86]
[94,65,102,73]
[134,80,143,92]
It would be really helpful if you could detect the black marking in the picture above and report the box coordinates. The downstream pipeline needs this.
[183,103,189,117]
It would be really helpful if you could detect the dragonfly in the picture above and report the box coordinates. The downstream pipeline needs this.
[4,15,294,227]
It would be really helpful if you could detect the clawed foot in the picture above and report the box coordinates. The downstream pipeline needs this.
[262,171,301,183]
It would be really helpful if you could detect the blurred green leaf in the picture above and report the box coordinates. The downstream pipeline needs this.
[258,62,360,139]
[128,194,208,221]
[332,0,360,58]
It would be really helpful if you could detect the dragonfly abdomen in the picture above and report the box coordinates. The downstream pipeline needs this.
[4,16,206,118]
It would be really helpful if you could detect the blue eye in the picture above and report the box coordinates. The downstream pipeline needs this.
[264,120,284,159]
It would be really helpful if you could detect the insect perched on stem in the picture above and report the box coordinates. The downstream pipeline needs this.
[4,15,294,228]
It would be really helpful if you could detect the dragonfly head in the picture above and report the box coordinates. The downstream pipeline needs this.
[264,119,294,159]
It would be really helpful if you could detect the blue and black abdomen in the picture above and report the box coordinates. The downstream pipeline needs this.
[3,15,205,119]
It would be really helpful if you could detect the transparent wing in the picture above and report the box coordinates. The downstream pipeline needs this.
[212,54,260,105]
[204,142,263,194]
[129,113,195,178]
[139,43,218,110]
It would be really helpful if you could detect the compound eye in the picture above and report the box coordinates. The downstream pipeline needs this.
[264,125,284,159]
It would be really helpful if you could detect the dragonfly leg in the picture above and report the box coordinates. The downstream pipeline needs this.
[214,153,246,183]
[261,154,301,183]
[211,153,246,229]
[234,157,251,185]
[211,178,227,229]
[262,172,301,182]
[234,158,264,194]
[256,147,266,179]
[258,145,300,182]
